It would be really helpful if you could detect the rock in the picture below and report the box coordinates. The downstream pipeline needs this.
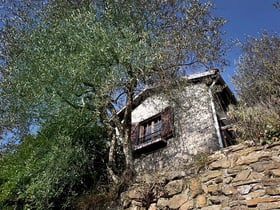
[257,201,280,210]
[232,170,251,182]
[157,193,190,209]
[157,198,169,208]
[230,146,262,158]
[237,185,252,195]
[189,178,202,197]
[222,185,237,195]
[128,189,143,200]
[271,169,280,177]
[247,190,266,199]
[236,151,271,165]
[179,200,194,210]
[209,195,229,205]
[196,194,207,208]
[168,193,190,209]
[131,200,143,207]
[207,184,221,195]
[247,171,264,180]
[246,197,280,206]
[164,179,184,197]
[201,204,222,210]
[164,170,186,181]
[262,178,280,186]
[229,200,246,207]
[214,177,223,184]
[266,187,280,195]
[127,206,146,210]
[201,171,223,182]
[232,179,260,187]
[223,177,233,184]
[148,203,157,210]
[209,159,231,169]
[226,166,249,176]
[122,198,132,209]
[251,161,280,172]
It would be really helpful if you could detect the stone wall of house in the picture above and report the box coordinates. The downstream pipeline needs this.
[121,141,280,210]
[132,83,220,172]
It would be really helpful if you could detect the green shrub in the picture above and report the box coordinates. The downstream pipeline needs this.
[228,103,280,144]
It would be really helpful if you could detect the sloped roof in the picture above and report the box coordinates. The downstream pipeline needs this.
[117,69,236,117]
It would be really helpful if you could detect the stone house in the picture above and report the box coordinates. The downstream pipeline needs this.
[119,69,236,172]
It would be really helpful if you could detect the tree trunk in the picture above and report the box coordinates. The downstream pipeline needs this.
[122,88,134,170]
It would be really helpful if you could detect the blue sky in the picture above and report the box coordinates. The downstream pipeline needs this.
[212,0,280,92]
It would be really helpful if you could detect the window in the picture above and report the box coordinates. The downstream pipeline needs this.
[138,115,162,144]
[131,107,174,153]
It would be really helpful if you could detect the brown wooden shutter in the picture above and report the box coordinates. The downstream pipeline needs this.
[131,123,139,145]
[161,106,174,139]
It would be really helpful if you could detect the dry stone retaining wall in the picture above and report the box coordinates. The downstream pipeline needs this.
[121,141,280,209]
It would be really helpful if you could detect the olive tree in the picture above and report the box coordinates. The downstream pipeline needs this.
[1,0,228,182]
[233,32,280,106]
[230,32,280,143]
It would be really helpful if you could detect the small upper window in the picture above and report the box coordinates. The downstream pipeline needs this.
[131,107,174,153]
[138,115,162,144]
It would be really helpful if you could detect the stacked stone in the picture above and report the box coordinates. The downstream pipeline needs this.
[121,141,280,210]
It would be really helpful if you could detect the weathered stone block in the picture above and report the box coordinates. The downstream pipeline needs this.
[148,203,157,210]
[196,194,207,208]
[201,171,223,182]
[230,146,262,158]
[266,187,280,195]
[179,199,194,210]
[157,193,190,209]
[223,177,233,184]
[207,184,221,195]
[257,201,280,210]
[209,195,228,205]
[262,178,280,186]
[237,185,252,195]
[246,197,280,206]
[247,171,264,180]
[222,185,238,195]
[168,193,190,209]
[164,179,184,197]
[251,161,280,172]
[271,169,280,177]
[232,179,260,187]
[229,200,246,207]
[232,169,251,182]
[156,198,169,208]
[128,188,144,200]
[247,190,266,199]
[189,178,202,197]
[209,158,231,169]
[236,151,271,165]
[201,204,222,210]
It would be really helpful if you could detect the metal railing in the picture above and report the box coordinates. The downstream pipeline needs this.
[136,130,161,146]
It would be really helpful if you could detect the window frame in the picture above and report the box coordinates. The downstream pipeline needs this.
[138,114,162,144]
[131,106,174,151]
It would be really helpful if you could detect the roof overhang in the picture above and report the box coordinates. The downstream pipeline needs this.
[117,69,236,118]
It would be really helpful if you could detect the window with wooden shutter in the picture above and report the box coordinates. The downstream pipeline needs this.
[131,123,139,144]
[161,106,174,139]
[131,107,174,154]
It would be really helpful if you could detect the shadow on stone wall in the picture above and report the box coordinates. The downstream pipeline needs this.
[121,141,280,210]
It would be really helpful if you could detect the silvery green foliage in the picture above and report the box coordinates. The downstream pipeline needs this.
[233,32,280,106]
[0,0,227,141]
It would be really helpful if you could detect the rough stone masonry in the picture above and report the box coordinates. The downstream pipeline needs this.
[121,141,280,210]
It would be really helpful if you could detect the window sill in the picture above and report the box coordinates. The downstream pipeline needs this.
[134,137,167,154]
